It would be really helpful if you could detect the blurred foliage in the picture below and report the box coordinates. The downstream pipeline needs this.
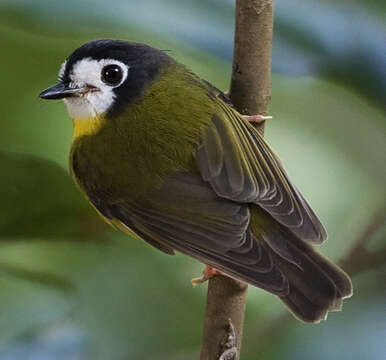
[0,0,385,360]
[2,0,385,107]
[0,152,103,239]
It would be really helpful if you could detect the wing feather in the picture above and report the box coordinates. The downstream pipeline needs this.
[196,100,327,243]
[89,172,289,295]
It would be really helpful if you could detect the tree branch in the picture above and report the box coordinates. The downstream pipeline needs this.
[0,261,74,292]
[200,1,274,359]
[200,277,248,360]
[230,0,274,135]
[339,207,386,276]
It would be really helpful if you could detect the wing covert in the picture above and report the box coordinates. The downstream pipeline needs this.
[196,100,327,244]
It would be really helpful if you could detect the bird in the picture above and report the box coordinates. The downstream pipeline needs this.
[39,39,352,323]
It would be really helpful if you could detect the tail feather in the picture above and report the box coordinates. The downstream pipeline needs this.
[261,226,353,323]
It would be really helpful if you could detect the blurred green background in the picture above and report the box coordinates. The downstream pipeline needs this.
[0,0,385,359]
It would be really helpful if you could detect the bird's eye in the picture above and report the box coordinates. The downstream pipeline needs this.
[101,64,123,86]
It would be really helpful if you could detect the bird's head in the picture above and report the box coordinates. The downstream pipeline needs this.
[39,39,171,120]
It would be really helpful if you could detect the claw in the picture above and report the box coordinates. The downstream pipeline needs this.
[191,265,223,286]
[242,114,273,124]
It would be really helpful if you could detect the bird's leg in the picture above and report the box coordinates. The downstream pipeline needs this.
[191,265,223,286]
[242,114,272,124]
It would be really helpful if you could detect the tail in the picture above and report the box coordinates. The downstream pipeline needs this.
[260,224,353,323]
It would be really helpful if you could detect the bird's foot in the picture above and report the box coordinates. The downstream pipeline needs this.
[191,265,223,286]
[219,319,237,360]
[242,114,272,124]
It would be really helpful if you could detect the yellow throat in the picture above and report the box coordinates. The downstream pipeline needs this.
[72,116,105,138]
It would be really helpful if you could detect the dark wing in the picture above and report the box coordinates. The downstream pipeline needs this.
[196,99,327,244]
[84,88,346,321]
[90,172,288,296]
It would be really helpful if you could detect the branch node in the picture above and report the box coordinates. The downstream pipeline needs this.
[219,318,237,360]
[252,0,272,15]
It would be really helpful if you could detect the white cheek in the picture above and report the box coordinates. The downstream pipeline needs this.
[64,58,128,119]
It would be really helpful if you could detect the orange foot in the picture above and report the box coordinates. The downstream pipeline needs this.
[191,265,223,286]
[242,114,272,124]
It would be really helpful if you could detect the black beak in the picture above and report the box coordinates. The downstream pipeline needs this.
[39,83,83,100]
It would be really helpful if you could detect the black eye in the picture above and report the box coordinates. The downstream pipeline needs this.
[101,64,123,86]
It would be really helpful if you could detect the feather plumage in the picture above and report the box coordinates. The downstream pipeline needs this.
[66,43,352,322]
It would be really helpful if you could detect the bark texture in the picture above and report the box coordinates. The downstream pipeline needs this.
[200,276,248,360]
[230,0,274,134]
[200,1,274,359]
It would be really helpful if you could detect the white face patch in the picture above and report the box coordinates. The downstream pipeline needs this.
[61,58,129,119]
[58,61,67,81]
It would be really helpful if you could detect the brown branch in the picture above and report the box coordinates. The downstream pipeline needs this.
[230,0,274,135]
[339,207,386,276]
[200,277,248,360]
[0,261,74,292]
[200,1,274,359]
